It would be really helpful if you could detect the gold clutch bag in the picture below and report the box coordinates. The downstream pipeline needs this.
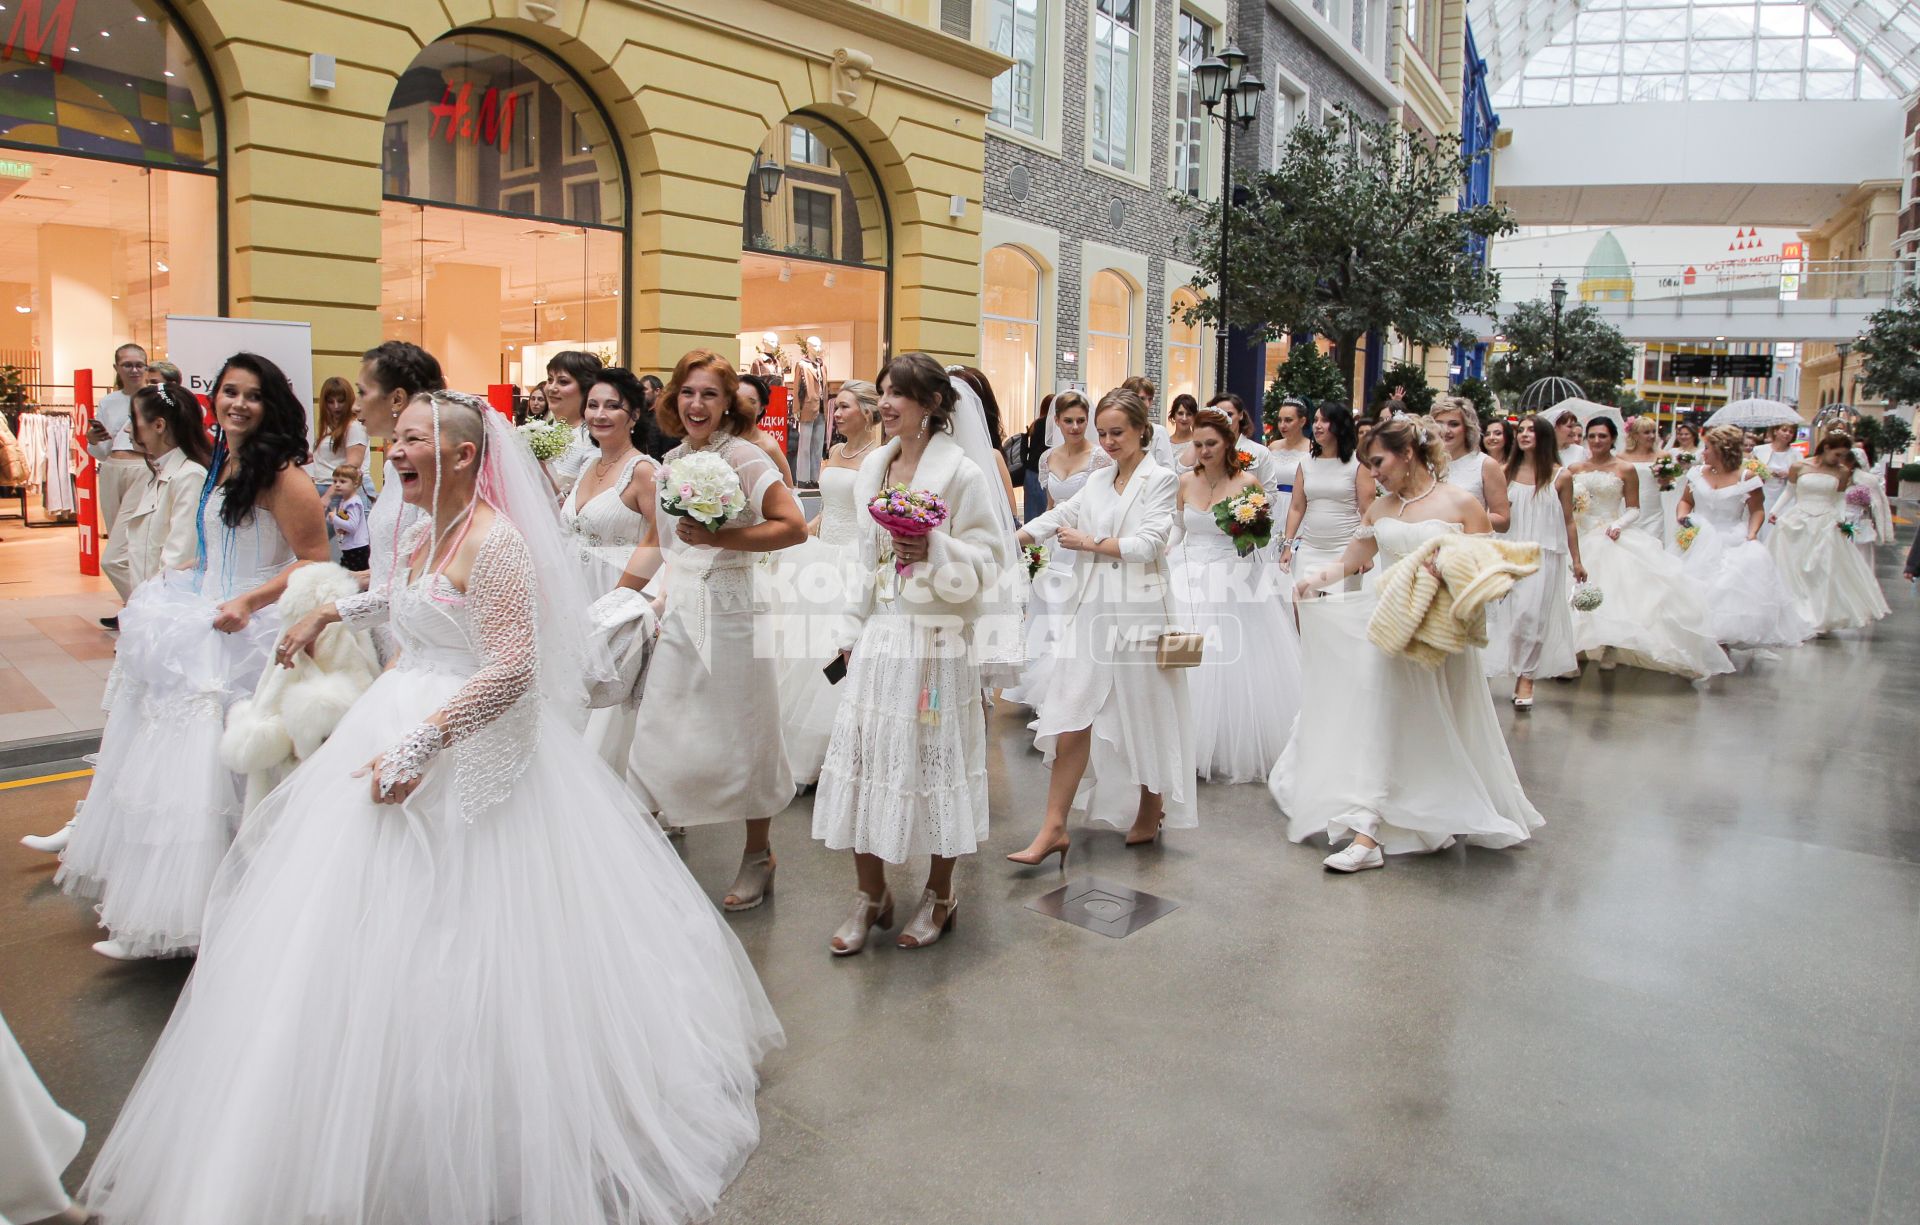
[1155,629,1204,669]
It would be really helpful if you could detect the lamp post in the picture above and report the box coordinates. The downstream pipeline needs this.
[1548,276,1567,378]
[756,154,785,202]
[1835,340,1851,405]
[1195,44,1263,395]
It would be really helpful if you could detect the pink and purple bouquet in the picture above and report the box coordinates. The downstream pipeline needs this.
[1845,484,1874,510]
[869,484,949,574]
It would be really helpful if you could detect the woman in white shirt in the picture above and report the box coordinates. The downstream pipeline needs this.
[122,384,213,589]
[307,376,367,496]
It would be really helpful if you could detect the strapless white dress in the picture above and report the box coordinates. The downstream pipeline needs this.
[1767,471,1891,632]
[561,454,656,785]
[1004,450,1108,706]
[1570,471,1733,680]
[58,487,294,956]
[1627,461,1666,542]
[774,464,862,783]
[1482,476,1579,680]
[77,520,782,1225]
[1172,503,1302,784]
[1676,470,1814,649]
[1269,518,1542,855]
[1292,456,1363,592]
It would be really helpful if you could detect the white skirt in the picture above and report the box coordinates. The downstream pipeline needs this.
[1573,528,1733,680]
[1679,521,1815,648]
[57,573,279,956]
[1174,545,1302,783]
[79,668,782,1225]
[813,609,989,862]
[0,1011,85,1225]
[1768,506,1891,633]
[768,535,858,785]
[1482,548,1579,680]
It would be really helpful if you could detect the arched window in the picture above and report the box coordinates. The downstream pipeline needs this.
[1086,270,1133,397]
[1167,288,1203,405]
[0,0,222,385]
[982,246,1041,433]
[382,34,627,391]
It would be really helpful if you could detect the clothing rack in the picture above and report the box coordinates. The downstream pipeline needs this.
[3,407,80,529]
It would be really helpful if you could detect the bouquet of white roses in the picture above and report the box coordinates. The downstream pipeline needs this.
[660,451,746,528]
[518,417,573,463]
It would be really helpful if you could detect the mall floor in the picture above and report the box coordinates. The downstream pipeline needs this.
[3,548,1918,1225]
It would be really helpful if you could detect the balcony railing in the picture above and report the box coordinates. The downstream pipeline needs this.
[1489,259,1915,307]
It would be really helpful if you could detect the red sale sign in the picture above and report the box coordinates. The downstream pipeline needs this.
[74,367,99,577]
[760,384,790,451]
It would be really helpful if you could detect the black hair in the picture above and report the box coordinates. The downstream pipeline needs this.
[1585,416,1620,441]
[587,366,652,451]
[132,382,212,470]
[360,340,445,398]
[210,352,310,529]
[738,373,772,421]
[1206,392,1247,416]
[634,375,671,460]
[953,366,1007,448]
[545,349,603,392]
[1312,402,1358,463]
[1169,392,1200,418]
[876,353,958,432]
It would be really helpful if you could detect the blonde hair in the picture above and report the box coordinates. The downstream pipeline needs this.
[1096,388,1154,449]
[837,378,880,425]
[1368,413,1450,479]
[1704,425,1746,472]
[1627,416,1659,446]
[1430,395,1481,452]
[329,462,363,488]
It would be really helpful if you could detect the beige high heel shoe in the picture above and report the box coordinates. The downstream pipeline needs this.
[723,850,775,912]
[829,889,894,956]
[896,888,958,950]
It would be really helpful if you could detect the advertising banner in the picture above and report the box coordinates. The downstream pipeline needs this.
[167,316,316,434]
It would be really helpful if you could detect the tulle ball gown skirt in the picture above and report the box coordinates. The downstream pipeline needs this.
[1270,589,1542,855]
[79,667,784,1225]
[1767,509,1891,633]
[1175,547,1302,783]
[1572,530,1732,679]
[56,572,279,956]
[1679,523,1815,649]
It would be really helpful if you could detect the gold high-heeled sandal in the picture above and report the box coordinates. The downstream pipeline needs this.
[896,888,958,949]
[829,888,894,956]
[723,850,775,912]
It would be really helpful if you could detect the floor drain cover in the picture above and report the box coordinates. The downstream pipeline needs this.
[1027,875,1179,938]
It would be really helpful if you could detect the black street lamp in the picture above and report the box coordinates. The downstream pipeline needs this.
[1835,340,1851,405]
[1196,43,1263,395]
[756,154,785,202]
[1548,275,1567,377]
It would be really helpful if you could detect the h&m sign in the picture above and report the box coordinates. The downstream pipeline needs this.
[3,0,79,73]
[429,81,524,154]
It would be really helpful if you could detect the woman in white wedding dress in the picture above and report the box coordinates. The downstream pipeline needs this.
[1004,390,1106,708]
[1280,403,1373,590]
[1618,416,1670,543]
[561,367,660,784]
[776,379,880,785]
[1271,415,1541,874]
[1483,415,1582,704]
[1754,422,1799,523]
[78,393,782,1225]
[1674,425,1814,650]
[1433,395,1511,531]
[1173,408,1301,783]
[1569,418,1733,680]
[1767,430,1891,633]
[57,353,328,960]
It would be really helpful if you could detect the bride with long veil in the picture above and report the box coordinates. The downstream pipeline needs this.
[78,391,783,1225]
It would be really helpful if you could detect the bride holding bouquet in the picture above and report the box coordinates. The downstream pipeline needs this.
[812,353,1021,954]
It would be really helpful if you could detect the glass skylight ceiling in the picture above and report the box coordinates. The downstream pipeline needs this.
[1470,0,1918,106]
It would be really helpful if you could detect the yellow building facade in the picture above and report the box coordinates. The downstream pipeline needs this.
[0,0,1003,399]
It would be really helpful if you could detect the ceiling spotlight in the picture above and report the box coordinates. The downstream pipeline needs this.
[136,14,147,20]
[13,305,29,314]
[779,264,792,283]
[154,260,168,272]
[163,70,174,78]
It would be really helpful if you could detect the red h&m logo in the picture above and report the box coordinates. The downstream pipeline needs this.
[429,82,523,153]
[3,0,79,73]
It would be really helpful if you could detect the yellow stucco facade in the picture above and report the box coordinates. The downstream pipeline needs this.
[169,0,1004,388]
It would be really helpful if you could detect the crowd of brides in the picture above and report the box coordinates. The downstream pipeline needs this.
[6,336,1904,1225]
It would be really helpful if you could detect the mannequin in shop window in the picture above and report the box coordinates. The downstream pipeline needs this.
[794,336,829,488]
[749,332,784,381]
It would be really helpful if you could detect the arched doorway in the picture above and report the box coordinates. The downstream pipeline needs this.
[381,32,628,393]
[982,245,1043,433]
[0,0,222,391]
[739,111,890,481]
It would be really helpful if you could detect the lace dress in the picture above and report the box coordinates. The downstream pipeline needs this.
[561,454,656,780]
[1293,456,1364,591]
[632,435,794,826]
[1767,471,1891,633]
[773,464,861,783]
[1676,470,1814,648]
[364,462,426,663]
[1004,448,1109,706]
[1482,475,1579,680]
[1443,452,1485,504]
[1269,518,1543,855]
[1173,503,1303,783]
[57,486,295,956]
[1570,471,1733,680]
[77,517,783,1225]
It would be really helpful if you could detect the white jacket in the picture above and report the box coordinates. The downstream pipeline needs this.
[123,448,207,588]
[1021,455,1180,630]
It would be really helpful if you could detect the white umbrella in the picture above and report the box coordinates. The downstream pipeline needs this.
[1538,397,1611,427]
[1706,398,1803,430]
[1578,403,1626,437]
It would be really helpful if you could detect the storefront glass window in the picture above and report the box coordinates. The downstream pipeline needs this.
[382,34,626,392]
[1086,270,1133,397]
[981,245,1041,433]
[1167,289,1203,404]
[0,0,220,393]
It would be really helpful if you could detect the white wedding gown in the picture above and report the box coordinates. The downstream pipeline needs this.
[78,519,782,1225]
[1004,451,1107,706]
[1173,504,1302,783]
[1269,518,1542,854]
[562,453,657,782]
[1482,476,1579,680]
[1570,471,1733,680]
[774,464,861,784]
[1676,470,1814,649]
[1291,456,1364,592]
[58,486,293,955]
[1767,471,1891,633]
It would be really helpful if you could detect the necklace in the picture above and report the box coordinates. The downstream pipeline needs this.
[1393,476,1439,518]
[1113,457,1142,496]
[842,434,877,460]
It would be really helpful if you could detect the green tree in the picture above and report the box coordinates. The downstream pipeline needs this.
[1488,299,1635,406]
[0,365,26,410]
[1176,109,1515,398]
[1263,341,1347,429]
[1856,283,1920,409]
[1453,375,1496,423]
[1368,362,1436,417]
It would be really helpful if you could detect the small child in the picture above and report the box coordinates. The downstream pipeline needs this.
[327,464,370,572]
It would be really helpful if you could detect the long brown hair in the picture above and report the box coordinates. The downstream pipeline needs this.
[132,383,212,470]
[1191,408,1245,474]
[1504,413,1559,489]
[318,375,355,451]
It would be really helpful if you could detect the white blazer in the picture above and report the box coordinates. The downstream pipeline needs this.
[1022,455,1179,628]
[124,448,208,587]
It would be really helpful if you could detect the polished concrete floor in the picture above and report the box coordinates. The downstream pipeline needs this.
[4,552,1918,1225]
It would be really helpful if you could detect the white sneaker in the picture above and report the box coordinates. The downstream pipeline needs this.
[1323,842,1385,873]
[91,939,145,961]
[21,823,73,854]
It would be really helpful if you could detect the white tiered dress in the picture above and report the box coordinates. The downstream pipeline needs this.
[775,464,861,784]
[1173,502,1302,784]
[1291,456,1364,591]
[1004,450,1107,707]
[1570,470,1733,680]
[57,486,294,956]
[1677,470,1814,649]
[1483,475,1579,680]
[561,453,656,780]
[76,518,782,1225]
[1269,518,1543,855]
[1767,471,1891,633]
